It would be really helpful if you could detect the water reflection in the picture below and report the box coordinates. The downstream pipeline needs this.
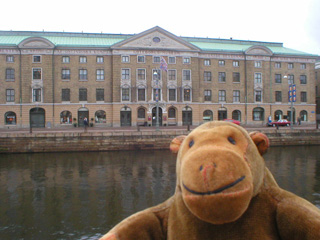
[0,146,319,239]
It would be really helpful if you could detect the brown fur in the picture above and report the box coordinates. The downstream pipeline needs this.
[100,121,320,240]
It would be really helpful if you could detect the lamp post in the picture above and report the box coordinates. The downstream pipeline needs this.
[153,70,160,131]
[284,75,295,130]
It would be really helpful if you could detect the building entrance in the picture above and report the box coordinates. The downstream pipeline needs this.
[30,108,45,128]
[152,107,162,126]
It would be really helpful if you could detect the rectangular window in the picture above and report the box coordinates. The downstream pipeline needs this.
[183,70,191,81]
[96,56,104,63]
[79,56,87,63]
[233,61,239,67]
[122,88,130,101]
[153,69,161,80]
[183,57,191,64]
[6,68,15,80]
[153,56,160,63]
[153,89,161,101]
[184,89,191,101]
[33,55,41,63]
[300,63,306,69]
[96,88,104,101]
[6,55,14,62]
[62,69,70,80]
[204,90,212,101]
[62,89,70,101]
[79,88,87,101]
[219,60,225,66]
[138,88,146,101]
[233,90,240,102]
[288,63,294,69]
[204,59,211,66]
[168,57,176,64]
[300,75,307,84]
[33,89,41,102]
[301,92,307,102]
[33,68,42,80]
[79,69,88,80]
[168,89,176,101]
[255,91,262,102]
[121,69,130,80]
[288,74,294,84]
[204,71,212,82]
[6,89,14,102]
[255,61,262,68]
[137,69,146,80]
[137,56,145,63]
[218,72,226,83]
[254,73,262,83]
[275,91,282,102]
[233,72,240,83]
[96,69,105,80]
[218,90,226,102]
[122,55,130,63]
[275,62,281,68]
[62,56,70,63]
[275,74,282,83]
[168,70,176,81]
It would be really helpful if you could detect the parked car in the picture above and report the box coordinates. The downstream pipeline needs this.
[267,119,291,127]
[223,119,241,125]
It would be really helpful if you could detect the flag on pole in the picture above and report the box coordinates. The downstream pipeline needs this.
[160,57,168,72]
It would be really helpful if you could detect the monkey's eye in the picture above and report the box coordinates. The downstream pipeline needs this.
[228,136,236,145]
[189,140,194,148]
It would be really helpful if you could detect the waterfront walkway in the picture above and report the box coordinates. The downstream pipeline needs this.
[0,123,318,135]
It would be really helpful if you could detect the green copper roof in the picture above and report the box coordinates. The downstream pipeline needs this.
[0,30,317,57]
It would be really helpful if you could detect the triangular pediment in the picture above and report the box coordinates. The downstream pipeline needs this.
[18,37,55,49]
[112,26,200,51]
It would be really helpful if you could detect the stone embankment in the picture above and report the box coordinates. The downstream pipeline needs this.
[0,127,320,153]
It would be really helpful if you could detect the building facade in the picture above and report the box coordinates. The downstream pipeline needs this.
[0,26,318,128]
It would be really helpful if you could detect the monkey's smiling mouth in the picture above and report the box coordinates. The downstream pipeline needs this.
[183,176,245,195]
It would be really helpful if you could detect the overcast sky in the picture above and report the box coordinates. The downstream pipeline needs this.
[1,0,319,55]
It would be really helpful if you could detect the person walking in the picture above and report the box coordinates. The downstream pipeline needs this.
[84,117,88,132]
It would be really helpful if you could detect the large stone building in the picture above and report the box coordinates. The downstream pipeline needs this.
[0,26,318,128]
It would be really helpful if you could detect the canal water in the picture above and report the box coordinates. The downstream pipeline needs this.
[0,146,320,239]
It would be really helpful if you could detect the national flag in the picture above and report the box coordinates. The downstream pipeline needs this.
[160,57,168,72]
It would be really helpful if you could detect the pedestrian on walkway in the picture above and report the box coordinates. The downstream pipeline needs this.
[84,117,88,132]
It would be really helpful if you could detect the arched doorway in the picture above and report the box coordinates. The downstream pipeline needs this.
[287,108,296,124]
[30,107,45,128]
[182,106,192,126]
[152,107,162,126]
[274,110,283,121]
[120,106,131,126]
[203,110,213,122]
[78,107,89,127]
[218,107,227,120]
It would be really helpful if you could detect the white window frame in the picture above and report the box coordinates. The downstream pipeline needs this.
[137,56,145,63]
[96,69,105,81]
[32,68,42,80]
[233,90,240,103]
[96,56,104,63]
[33,55,41,63]
[122,55,130,63]
[182,69,191,81]
[62,56,70,63]
[79,56,87,63]
[121,68,131,80]
[32,88,42,102]
[233,61,239,67]
[168,69,176,81]
[254,73,262,83]
[183,57,191,64]
[254,61,262,68]
[153,56,160,63]
[121,87,130,102]
[168,57,176,64]
[137,88,146,102]
[204,59,211,66]
[183,88,192,102]
[168,88,177,102]
[137,69,146,81]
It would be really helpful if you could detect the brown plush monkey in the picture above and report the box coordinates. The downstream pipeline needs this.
[100,121,320,240]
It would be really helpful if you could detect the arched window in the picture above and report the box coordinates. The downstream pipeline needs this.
[137,108,146,119]
[168,107,176,118]
[5,111,16,125]
[203,110,213,122]
[253,107,264,121]
[232,110,241,121]
[300,110,308,121]
[274,110,283,121]
[60,111,72,124]
[95,110,106,123]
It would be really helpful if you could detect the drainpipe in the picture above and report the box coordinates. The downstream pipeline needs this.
[52,47,56,127]
[18,47,22,127]
[269,56,272,119]
[244,52,248,125]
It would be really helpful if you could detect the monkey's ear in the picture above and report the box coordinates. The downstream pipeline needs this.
[170,135,187,154]
[249,132,269,155]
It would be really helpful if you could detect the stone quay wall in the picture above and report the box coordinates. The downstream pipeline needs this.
[1,129,320,153]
